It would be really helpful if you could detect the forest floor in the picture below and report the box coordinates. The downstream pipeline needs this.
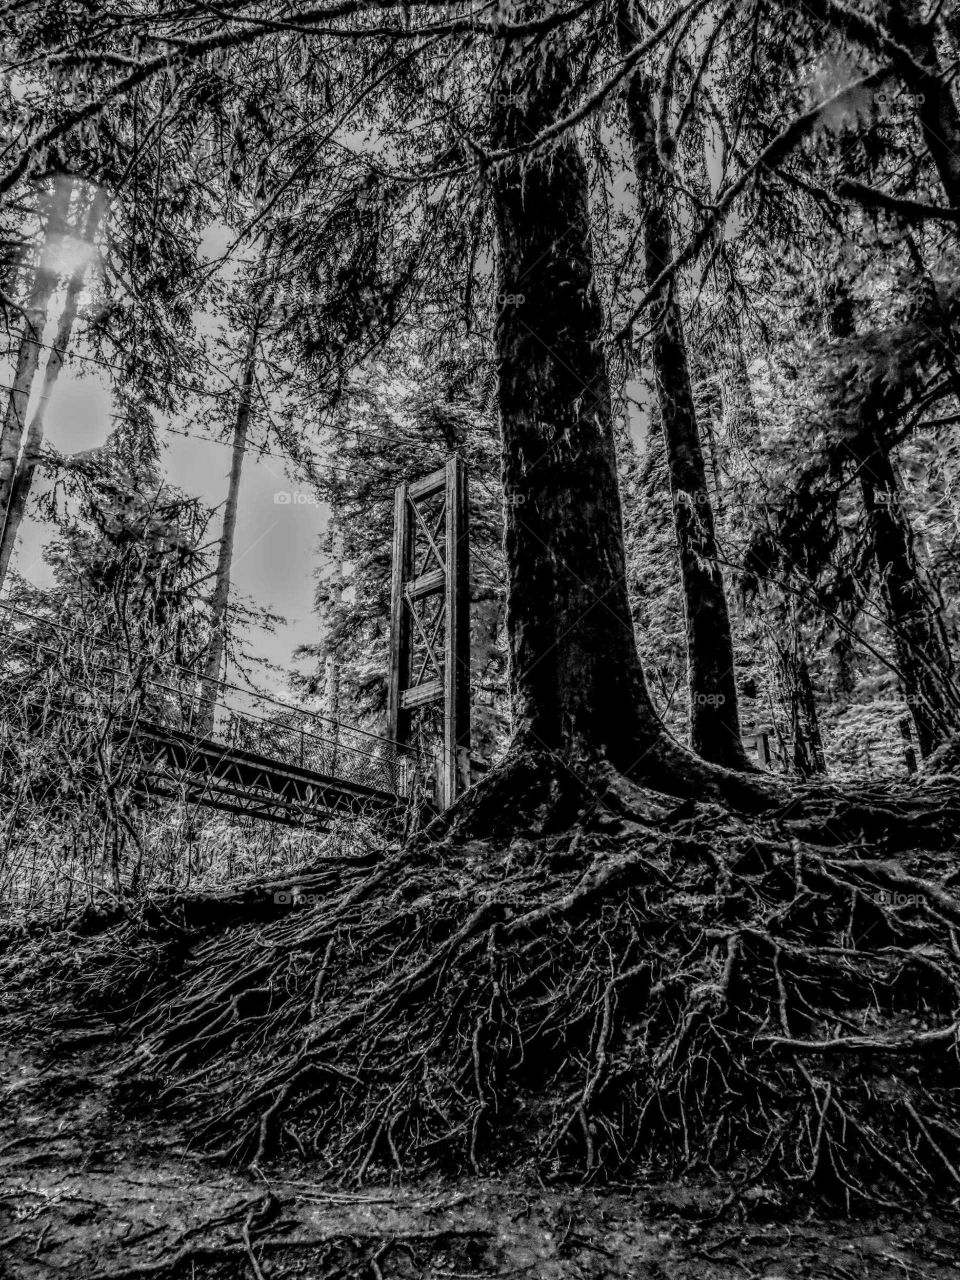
[2,987,960,1280]
[5,771,960,1279]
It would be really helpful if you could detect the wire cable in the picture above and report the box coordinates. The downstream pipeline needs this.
[0,598,396,747]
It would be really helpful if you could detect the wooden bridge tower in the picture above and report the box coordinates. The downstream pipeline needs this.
[387,456,470,810]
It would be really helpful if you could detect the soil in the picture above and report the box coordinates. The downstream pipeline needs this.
[2,984,959,1279]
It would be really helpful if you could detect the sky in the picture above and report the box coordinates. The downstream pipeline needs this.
[5,357,330,697]
[0,210,342,700]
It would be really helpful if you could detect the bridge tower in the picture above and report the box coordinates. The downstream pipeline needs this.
[387,455,470,810]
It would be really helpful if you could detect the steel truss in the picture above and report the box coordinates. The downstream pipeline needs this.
[133,720,398,829]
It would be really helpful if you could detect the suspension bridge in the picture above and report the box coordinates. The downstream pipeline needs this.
[0,617,416,831]
[0,460,473,831]
[131,692,411,831]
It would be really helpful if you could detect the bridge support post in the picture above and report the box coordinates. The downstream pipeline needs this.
[387,455,470,810]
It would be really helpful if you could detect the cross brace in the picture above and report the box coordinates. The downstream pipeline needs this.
[387,456,470,809]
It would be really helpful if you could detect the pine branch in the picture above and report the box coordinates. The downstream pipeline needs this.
[837,179,960,224]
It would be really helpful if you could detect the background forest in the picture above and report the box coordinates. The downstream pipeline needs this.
[6,4,960,1256]
[0,1,959,903]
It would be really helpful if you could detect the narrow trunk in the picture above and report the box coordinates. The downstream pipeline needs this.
[195,319,259,738]
[0,178,72,546]
[692,347,725,517]
[795,652,826,774]
[898,715,919,774]
[723,324,762,449]
[324,528,343,775]
[486,19,770,810]
[0,187,107,589]
[777,644,826,777]
[858,430,960,756]
[806,0,960,212]
[886,0,960,211]
[617,0,751,770]
[823,274,960,755]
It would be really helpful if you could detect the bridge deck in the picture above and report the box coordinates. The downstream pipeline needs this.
[1,603,416,830]
[134,720,401,829]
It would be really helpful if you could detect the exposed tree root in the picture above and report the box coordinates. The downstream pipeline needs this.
[58,768,960,1209]
[432,744,786,847]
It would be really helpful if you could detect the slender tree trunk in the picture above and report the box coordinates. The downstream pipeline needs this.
[795,651,826,773]
[617,0,751,770]
[858,430,960,756]
[485,19,770,810]
[898,715,919,774]
[807,0,960,211]
[723,324,761,448]
[324,527,343,775]
[195,317,260,738]
[690,335,723,452]
[885,0,960,211]
[776,641,826,777]
[0,187,107,590]
[825,279,960,754]
[0,178,72,553]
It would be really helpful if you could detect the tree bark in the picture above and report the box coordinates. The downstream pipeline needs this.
[898,714,918,774]
[805,0,960,213]
[0,177,72,555]
[776,642,826,777]
[484,19,772,811]
[885,0,960,211]
[488,27,664,774]
[723,323,762,449]
[858,429,960,756]
[824,277,960,755]
[795,650,826,774]
[617,0,751,771]
[0,186,107,590]
[324,526,343,775]
[195,316,260,738]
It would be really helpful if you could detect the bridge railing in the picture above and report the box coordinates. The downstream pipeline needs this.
[0,602,420,804]
[212,703,407,797]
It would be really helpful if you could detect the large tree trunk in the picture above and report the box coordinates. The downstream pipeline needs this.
[195,317,260,738]
[617,0,751,771]
[483,22,772,814]
[489,32,658,772]
[0,186,106,590]
[0,177,72,552]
